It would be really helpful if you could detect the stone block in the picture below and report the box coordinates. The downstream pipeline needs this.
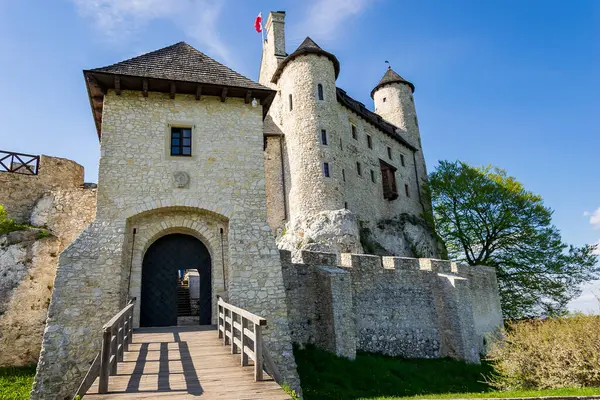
[299,250,337,266]
[340,253,382,270]
[418,258,451,272]
[382,256,419,270]
[279,249,292,264]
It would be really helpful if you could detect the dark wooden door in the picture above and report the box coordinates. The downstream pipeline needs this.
[140,234,211,327]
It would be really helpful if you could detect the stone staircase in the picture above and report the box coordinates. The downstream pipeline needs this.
[177,285,192,317]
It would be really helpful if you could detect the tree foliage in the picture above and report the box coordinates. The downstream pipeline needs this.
[426,160,599,319]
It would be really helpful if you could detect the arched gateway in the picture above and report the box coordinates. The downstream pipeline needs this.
[140,233,211,327]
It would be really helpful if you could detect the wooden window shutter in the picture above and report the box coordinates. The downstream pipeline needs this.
[380,160,398,200]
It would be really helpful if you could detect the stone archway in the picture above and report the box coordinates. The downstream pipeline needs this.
[126,207,229,328]
[140,233,212,327]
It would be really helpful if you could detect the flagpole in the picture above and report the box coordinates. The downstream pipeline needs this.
[260,12,265,43]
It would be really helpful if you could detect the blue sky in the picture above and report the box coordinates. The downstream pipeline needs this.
[1,0,599,311]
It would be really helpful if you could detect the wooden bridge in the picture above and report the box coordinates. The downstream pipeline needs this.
[77,298,291,399]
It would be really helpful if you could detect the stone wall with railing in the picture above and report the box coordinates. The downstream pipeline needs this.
[0,154,85,223]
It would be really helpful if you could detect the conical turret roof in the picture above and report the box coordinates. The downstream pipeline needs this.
[271,37,340,83]
[370,66,415,98]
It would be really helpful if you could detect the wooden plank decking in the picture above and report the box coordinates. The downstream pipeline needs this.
[84,325,291,399]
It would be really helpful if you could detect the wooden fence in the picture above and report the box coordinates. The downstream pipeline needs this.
[73,299,135,399]
[218,295,280,382]
[0,150,40,175]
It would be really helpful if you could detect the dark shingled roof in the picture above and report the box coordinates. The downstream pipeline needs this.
[271,37,340,83]
[84,42,276,140]
[90,41,268,91]
[370,67,415,98]
[336,88,416,151]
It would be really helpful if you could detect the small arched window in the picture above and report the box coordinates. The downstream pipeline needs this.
[317,84,324,100]
[289,94,293,111]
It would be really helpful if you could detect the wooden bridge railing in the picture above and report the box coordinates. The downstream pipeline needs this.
[73,299,135,399]
[0,150,40,175]
[218,295,279,382]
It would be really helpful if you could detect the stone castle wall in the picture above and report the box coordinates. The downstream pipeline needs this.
[0,155,84,223]
[33,91,300,399]
[281,250,503,362]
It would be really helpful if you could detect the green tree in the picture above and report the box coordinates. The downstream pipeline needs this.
[426,160,599,319]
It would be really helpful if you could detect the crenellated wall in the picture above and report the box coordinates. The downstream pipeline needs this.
[281,250,503,362]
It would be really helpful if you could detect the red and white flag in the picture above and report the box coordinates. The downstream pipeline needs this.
[254,12,263,33]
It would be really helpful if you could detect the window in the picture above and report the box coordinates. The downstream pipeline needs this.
[170,127,192,156]
[405,184,410,197]
[342,169,346,182]
[317,84,324,100]
[400,154,405,167]
[323,162,330,177]
[380,160,398,200]
[351,124,357,140]
[356,162,362,176]
[289,94,293,111]
[383,97,387,103]
[387,146,392,160]
[414,116,418,127]
[344,202,348,209]
[321,129,328,145]
[367,135,372,149]
[339,138,343,150]
[370,170,375,182]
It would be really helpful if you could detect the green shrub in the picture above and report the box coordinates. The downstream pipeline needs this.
[36,229,51,239]
[487,314,600,390]
[0,205,28,235]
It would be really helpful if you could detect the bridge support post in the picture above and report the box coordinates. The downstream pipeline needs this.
[254,325,263,381]
[110,326,118,375]
[98,329,111,394]
[241,317,248,366]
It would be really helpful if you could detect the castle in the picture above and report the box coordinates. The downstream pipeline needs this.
[260,12,442,258]
[0,10,502,398]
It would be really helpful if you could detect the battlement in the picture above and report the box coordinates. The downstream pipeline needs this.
[279,249,502,362]
[284,249,477,275]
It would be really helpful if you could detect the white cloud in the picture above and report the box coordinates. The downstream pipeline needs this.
[70,0,232,64]
[585,207,600,230]
[290,0,375,44]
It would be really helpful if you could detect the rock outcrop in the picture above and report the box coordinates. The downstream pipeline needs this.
[0,229,60,367]
[277,209,364,260]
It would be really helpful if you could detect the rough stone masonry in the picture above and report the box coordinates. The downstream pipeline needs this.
[4,10,505,399]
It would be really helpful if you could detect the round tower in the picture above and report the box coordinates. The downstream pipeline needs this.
[272,37,342,222]
[371,67,428,208]
[371,67,420,147]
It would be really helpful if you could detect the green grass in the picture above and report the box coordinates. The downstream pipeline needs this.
[0,365,36,400]
[294,345,600,400]
[383,387,600,399]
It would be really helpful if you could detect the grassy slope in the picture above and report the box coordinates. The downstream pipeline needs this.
[294,345,600,400]
[0,365,35,400]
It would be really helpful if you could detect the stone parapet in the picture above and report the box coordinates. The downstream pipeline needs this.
[299,250,338,266]
[280,249,502,363]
